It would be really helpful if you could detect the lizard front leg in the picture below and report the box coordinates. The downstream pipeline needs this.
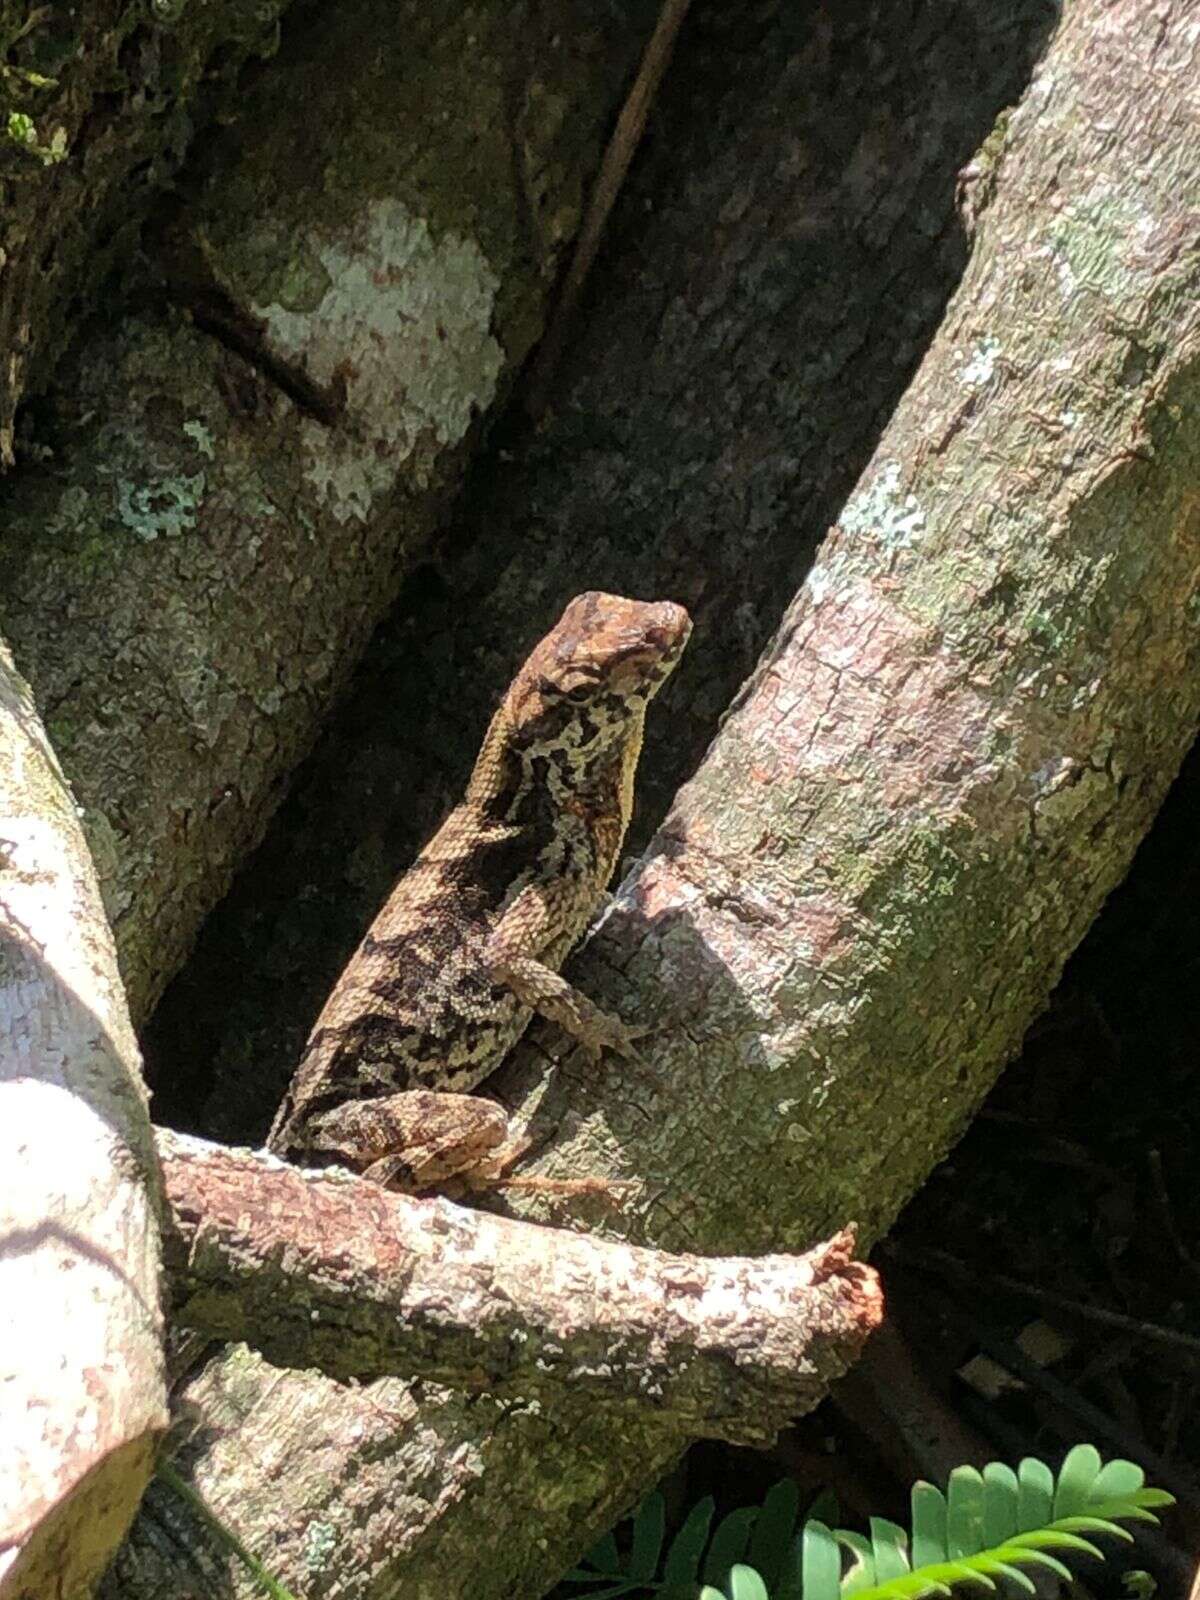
[483,882,648,1062]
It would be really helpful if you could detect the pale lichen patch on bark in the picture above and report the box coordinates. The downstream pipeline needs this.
[960,336,1001,386]
[116,471,206,541]
[254,198,502,522]
[837,460,927,554]
[183,420,216,459]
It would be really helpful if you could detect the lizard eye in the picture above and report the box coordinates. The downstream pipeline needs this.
[564,684,594,703]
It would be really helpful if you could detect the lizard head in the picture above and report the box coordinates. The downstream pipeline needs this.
[495,591,692,784]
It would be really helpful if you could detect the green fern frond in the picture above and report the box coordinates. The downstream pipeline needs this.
[565,1445,1174,1600]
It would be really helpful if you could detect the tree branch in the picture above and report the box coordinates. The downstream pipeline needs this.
[158,1130,880,1447]
[0,639,166,1597]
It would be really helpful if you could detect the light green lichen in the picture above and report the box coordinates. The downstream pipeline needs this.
[1043,179,1157,302]
[839,460,927,552]
[301,1520,338,1572]
[116,471,205,540]
[976,107,1011,173]
[183,419,215,458]
[1022,606,1067,653]
[5,107,67,163]
[960,335,1000,387]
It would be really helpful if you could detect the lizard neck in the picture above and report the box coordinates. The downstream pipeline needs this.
[466,700,646,881]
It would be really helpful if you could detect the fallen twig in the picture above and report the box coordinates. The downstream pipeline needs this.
[524,0,694,420]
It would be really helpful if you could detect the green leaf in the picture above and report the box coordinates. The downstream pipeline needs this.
[1054,1444,1102,1518]
[1053,1515,1133,1541]
[1097,1507,1161,1526]
[801,1519,842,1600]
[747,1478,801,1589]
[1127,1489,1175,1511]
[980,1462,1017,1548]
[629,1491,666,1582]
[773,1534,806,1600]
[973,1558,1036,1593]
[1016,1528,1102,1557]
[836,1529,876,1593]
[702,1507,759,1587]
[855,1574,951,1599]
[939,1558,996,1590]
[566,1448,1174,1600]
[1009,1548,1075,1582]
[868,1517,911,1583]
[805,1487,841,1527]
[155,1460,300,1600]
[579,1530,622,1576]
[726,1564,770,1600]
[662,1495,715,1589]
[968,1555,1035,1585]
[911,1482,948,1567]
[1015,1457,1053,1532]
[1089,1459,1144,1502]
[946,1468,984,1558]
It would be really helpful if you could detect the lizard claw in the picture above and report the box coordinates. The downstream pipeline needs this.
[615,1024,654,1069]
[571,1017,650,1064]
[583,1020,662,1089]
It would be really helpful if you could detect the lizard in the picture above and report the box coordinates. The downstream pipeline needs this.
[265,590,691,1195]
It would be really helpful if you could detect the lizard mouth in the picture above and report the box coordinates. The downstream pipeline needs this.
[626,600,692,657]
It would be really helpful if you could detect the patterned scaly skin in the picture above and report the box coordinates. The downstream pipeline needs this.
[267,592,691,1192]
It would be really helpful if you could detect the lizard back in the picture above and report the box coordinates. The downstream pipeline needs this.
[268,591,691,1159]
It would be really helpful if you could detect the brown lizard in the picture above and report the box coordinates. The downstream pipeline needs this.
[266,591,691,1194]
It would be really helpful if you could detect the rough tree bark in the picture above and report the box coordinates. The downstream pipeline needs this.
[0,0,647,1021]
[111,2,1200,1596]
[0,641,166,1598]
[0,0,294,463]
[158,1130,879,1445]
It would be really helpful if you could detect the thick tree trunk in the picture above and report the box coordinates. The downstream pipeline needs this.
[0,0,645,1021]
[0,0,294,464]
[112,2,1200,1597]
[0,641,166,1598]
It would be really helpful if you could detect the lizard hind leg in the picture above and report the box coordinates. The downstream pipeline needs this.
[305,1088,630,1205]
[305,1086,633,1203]
[304,1089,510,1193]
